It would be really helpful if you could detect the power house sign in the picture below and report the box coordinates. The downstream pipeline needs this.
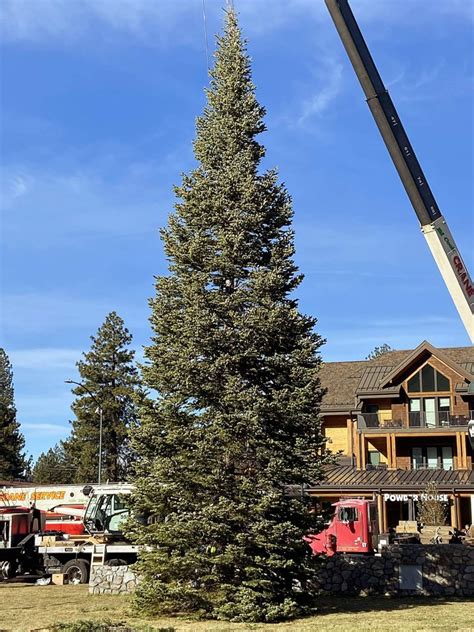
[383,493,449,503]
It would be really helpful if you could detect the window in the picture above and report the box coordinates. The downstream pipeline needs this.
[411,447,423,469]
[421,365,435,391]
[424,398,436,428]
[366,404,379,414]
[409,398,421,426]
[368,450,380,466]
[427,446,438,468]
[407,371,420,392]
[442,447,453,470]
[411,446,453,470]
[409,397,451,427]
[407,365,450,393]
[439,397,450,426]
[338,506,358,522]
[437,372,450,391]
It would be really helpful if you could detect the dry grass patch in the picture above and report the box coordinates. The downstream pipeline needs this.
[0,583,472,632]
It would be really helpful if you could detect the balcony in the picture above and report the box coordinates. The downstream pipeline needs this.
[358,411,473,430]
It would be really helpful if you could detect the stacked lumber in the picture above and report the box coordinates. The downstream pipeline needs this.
[419,525,453,544]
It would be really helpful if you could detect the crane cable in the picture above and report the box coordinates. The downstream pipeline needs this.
[202,0,210,72]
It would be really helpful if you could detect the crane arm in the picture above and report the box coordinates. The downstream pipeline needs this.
[325,0,473,342]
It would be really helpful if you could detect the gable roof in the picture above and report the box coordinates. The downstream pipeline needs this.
[320,342,474,413]
[379,340,473,387]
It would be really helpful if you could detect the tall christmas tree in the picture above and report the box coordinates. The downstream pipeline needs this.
[130,9,327,622]
[63,312,141,483]
[0,349,27,480]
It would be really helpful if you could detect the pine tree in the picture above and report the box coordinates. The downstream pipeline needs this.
[63,312,141,483]
[366,344,393,360]
[417,481,447,526]
[130,10,328,622]
[32,443,74,484]
[0,349,27,480]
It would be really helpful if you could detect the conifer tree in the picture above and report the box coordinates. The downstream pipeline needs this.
[366,344,393,360]
[63,312,141,483]
[0,349,27,480]
[417,481,447,526]
[32,443,74,484]
[130,10,328,622]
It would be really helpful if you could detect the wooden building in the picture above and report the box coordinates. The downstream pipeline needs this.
[311,341,474,531]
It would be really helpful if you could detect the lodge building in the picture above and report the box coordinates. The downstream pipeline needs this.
[310,341,474,533]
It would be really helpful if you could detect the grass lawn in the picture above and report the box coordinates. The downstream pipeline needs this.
[0,583,472,632]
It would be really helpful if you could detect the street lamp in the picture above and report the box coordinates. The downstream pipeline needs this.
[65,379,104,485]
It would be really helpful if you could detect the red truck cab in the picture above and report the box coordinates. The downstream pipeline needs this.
[305,498,378,556]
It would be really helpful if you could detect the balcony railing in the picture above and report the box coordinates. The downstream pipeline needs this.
[358,411,473,430]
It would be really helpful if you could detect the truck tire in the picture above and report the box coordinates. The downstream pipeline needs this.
[62,559,90,585]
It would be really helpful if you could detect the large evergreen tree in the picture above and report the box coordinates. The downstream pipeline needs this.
[130,10,328,622]
[32,443,74,484]
[0,349,27,480]
[63,312,141,483]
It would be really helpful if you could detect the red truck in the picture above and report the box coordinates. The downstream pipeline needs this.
[305,498,387,556]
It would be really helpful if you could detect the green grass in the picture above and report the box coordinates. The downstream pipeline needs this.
[0,583,472,631]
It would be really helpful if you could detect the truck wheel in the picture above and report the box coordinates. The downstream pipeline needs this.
[62,559,90,585]
[0,560,17,579]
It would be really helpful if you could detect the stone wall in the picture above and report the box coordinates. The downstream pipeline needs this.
[88,545,474,597]
[89,565,139,595]
[313,544,474,597]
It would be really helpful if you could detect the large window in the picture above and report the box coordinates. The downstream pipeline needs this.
[409,397,451,427]
[407,365,450,393]
[411,446,453,470]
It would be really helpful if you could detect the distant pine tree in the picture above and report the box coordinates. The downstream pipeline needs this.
[32,443,74,484]
[130,9,328,623]
[63,312,141,483]
[0,349,27,480]
[366,344,393,360]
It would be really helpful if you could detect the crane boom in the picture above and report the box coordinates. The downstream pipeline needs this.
[325,0,474,342]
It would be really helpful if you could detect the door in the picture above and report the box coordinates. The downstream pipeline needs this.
[409,399,421,427]
[424,398,436,428]
[427,446,438,469]
[442,446,453,470]
[335,505,365,552]
[411,447,423,469]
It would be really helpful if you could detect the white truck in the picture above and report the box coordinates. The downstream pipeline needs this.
[0,483,138,583]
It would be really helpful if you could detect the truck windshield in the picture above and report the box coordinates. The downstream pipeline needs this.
[338,507,358,522]
[84,493,129,534]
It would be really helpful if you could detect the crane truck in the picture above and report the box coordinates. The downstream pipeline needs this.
[325,0,473,342]
[0,484,91,536]
[0,483,137,583]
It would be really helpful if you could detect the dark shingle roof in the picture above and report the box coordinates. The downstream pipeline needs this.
[309,465,474,492]
[320,343,474,412]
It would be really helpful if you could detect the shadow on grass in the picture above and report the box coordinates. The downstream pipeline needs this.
[311,595,474,618]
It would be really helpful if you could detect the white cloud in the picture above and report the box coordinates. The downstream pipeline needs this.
[1,0,471,48]
[0,158,171,243]
[1,292,150,337]
[0,0,197,46]
[21,422,69,435]
[297,55,344,124]
[9,348,81,370]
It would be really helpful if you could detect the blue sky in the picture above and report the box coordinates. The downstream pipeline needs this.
[0,0,473,461]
